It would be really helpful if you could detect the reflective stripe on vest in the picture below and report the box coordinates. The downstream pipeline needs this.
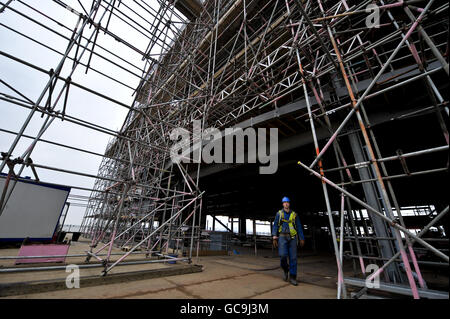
[277,210,297,237]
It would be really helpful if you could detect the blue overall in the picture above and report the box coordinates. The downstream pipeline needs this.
[272,209,305,277]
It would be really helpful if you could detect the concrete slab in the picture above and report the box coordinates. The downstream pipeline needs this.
[252,282,336,299]
[126,287,193,299]
[6,277,178,299]
[0,262,168,284]
[180,273,289,299]
[0,264,202,297]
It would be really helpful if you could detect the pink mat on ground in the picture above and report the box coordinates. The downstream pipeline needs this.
[15,244,70,264]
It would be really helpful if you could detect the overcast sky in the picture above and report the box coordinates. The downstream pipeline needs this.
[0,0,167,225]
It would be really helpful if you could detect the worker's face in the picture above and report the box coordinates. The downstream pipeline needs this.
[283,201,290,210]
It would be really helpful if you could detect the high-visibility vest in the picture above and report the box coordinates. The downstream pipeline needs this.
[277,210,297,237]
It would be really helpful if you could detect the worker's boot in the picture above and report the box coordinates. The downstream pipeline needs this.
[289,275,298,286]
[283,270,289,282]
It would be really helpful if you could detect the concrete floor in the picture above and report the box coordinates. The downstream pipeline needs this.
[0,239,348,299]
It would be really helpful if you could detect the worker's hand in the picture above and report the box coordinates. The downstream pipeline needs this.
[273,236,278,248]
[300,240,305,248]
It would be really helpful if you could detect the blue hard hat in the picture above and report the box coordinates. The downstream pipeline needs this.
[281,196,290,203]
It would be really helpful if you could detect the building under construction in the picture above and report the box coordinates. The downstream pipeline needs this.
[0,0,448,299]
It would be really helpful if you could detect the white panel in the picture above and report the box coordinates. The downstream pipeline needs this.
[0,176,70,240]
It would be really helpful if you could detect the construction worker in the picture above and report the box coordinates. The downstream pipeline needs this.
[272,196,305,286]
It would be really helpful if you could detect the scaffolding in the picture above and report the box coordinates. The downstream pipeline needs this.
[0,0,448,298]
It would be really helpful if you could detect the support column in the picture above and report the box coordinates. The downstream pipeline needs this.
[239,216,246,237]
[200,203,207,231]
[253,219,257,256]
[348,130,403,283]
